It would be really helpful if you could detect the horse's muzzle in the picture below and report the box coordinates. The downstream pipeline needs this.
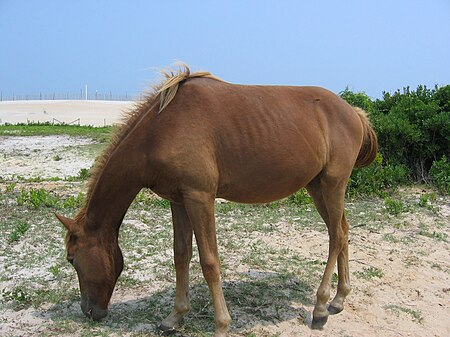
[81,299,108,321]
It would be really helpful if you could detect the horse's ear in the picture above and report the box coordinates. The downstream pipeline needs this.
[55,213,76,232]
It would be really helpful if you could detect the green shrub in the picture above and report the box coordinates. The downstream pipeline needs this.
[151,198,171,208]
[339,88,374,113]
[384,198,405,215]
[77,168,91,180]
[347,153,410,197]
[354,266,384,280]
[63,193,84,209]
[341,84,450,183]
[371,85,450,180]
[16,188,87,210]
[9,221,31,243]
[429,156,450,194]
[288,188,313,206]
[16,188,59,209]
[1,287,32,309]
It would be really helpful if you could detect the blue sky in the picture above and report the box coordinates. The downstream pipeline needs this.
[1,0,449,99]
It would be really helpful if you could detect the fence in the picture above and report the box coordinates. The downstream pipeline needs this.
[0,91,145,102]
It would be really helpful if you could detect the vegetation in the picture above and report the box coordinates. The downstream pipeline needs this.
[8,221,30,243]
[354,266,384,280]
[0,122,112,142]
[385,304,424,323]
[15,187,84,210]
[341,84,450,195]
[429,156,450,194]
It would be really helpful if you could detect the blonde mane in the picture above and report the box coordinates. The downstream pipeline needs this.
[157,64,222,112]
[75,64,222,221]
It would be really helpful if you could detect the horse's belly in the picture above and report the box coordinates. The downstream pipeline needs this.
[216,161,320,204]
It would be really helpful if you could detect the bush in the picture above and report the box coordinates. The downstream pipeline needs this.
[339,87,374,113]
[16,188,85,209]
[288,188,313,206]
[384,197,405,215]
[347,153,410,197]
[372,86,449,179]
[16,188,59,209]
[429,156,450,194]
[340,84,450,183]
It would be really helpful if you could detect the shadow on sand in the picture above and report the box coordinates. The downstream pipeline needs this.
[47,271,315,336]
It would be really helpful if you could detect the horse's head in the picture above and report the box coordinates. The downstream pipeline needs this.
[55,213,123,320]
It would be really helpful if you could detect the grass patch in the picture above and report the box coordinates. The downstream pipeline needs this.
[1,286,33,310]
[418,193,436,208]
[8,221,30,243]
[384,197,405,215]
[0,123,112,142]
[418,230,448,242]
[14,187,84,210]
[1,285,79,311]
[16,188,60,209]
[385,304,423,323]
[354,266,384,280]
[134,190,171,209]
[287,188,313,206]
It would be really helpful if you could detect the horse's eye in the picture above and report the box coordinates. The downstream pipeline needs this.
[67,256,74,265]
[69,234,77,244]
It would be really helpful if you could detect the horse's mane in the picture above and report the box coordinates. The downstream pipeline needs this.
[75,64,222,222]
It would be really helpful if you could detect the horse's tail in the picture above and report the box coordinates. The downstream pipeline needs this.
[354,107,378,168]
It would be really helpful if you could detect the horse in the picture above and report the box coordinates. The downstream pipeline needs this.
[55,65,377,336]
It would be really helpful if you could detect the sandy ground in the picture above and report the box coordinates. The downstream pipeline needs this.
[0,135,449,337]
[0,100,134,126]
[0,135,100,179]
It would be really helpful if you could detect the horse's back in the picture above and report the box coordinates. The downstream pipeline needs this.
[149,79,363,203]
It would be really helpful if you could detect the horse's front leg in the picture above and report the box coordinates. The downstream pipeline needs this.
[159,202,193,331]
[184,191,231,337]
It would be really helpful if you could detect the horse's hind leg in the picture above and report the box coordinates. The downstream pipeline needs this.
[328,213,351,315]
[159,202,193,331]
[306,175,351,329]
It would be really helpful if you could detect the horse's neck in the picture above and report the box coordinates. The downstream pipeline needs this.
[84,151,142,230]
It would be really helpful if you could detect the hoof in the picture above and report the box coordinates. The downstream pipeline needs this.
[157,323,177,336]
[328,304,343,315]
[311,315,328,330]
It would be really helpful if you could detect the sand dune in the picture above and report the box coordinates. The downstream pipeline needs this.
[0,100,135,126]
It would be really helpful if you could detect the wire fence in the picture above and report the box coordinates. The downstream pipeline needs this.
[0,91,144,102]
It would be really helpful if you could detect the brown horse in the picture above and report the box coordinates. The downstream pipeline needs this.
[56,65,377,336]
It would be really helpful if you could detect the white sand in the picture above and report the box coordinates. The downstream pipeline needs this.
[0,135,98,179]
[0,100,135,126]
